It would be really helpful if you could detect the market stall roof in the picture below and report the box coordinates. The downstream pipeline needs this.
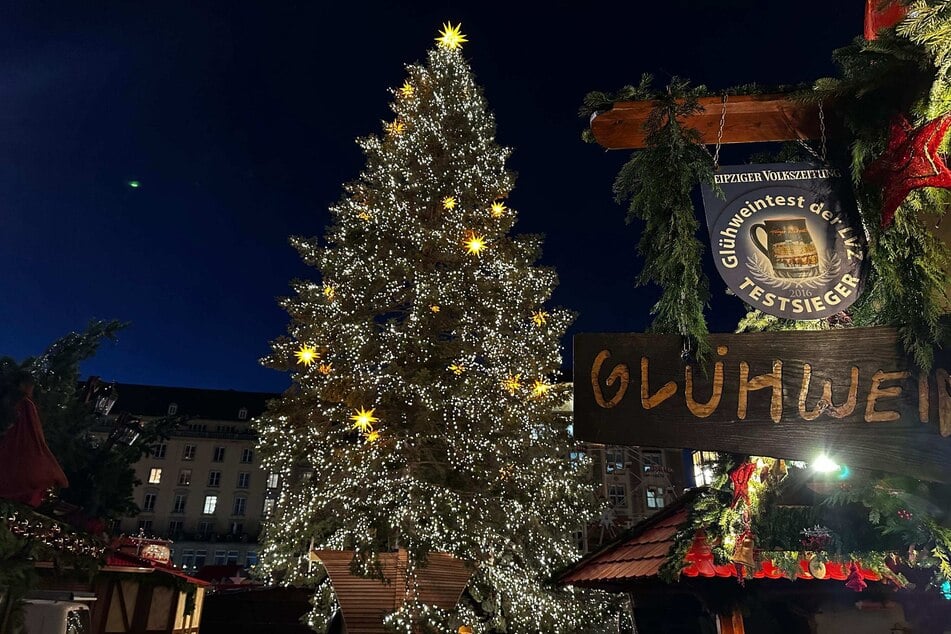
[559,490,881,589]
[104,548,210,587]
[589,93,823,150]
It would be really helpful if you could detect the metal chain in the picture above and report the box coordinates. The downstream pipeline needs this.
[798,101,828,164]
[712,94,728,169]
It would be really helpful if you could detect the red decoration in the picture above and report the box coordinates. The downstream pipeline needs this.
[729,461,757,508]
[897,508,913,520]
[0,393,69,507]
[864,0,908,40]
[845,561,868,592]
[864,114,951,228]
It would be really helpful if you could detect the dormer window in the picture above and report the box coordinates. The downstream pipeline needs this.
[238,407,248,420]
[168,403,178,415]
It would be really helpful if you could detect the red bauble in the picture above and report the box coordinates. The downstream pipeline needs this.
[864,114,951,228]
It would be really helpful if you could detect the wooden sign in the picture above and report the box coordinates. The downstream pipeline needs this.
[574,328,951,482]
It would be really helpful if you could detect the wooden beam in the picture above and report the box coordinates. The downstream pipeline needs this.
[590,93,823,150]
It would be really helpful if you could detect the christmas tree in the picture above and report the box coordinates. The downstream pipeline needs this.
[257,24,617,633]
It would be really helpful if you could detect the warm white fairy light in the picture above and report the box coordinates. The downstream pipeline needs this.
[255,24,621,633]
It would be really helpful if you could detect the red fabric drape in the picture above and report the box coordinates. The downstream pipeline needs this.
[864,0,908,40]
[0,397,69,507]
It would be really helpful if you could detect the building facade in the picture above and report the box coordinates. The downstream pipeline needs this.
[105,384,280,571]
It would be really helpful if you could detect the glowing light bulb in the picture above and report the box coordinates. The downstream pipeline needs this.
[812,454,840,473]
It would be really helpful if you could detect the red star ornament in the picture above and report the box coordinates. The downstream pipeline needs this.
[864,114,951,229]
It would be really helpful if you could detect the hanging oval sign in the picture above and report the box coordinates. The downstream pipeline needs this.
[701,163,867,320]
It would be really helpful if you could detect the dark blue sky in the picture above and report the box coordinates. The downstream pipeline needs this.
[0,2,861,392]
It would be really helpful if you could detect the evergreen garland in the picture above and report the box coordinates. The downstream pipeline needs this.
[610,76,715,361]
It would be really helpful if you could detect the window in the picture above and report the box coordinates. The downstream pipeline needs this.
[148,468,162,484]
[692,451,719,487]
[178,469,192,486]
[213,447,225,462]
[181,549,195,569]
[266,472,279,489]
[143,493,157,512]
[604,447,626,473]
[232,496,247,516]
[241,448,253,464]
[643,450,664,473]
[208,471,221,487]
[173,494,187,514]
[647,486,666,509]
[237,472,250,489]
[183,444,196,461]
[246,551,258,566]
[214,550,227,565]
[238,407,248,420]
[168,402,178,415]
[203,495,218,514]
[608,484,626,508]
[137,519,153,531]
[109,518,123,534]
[168,520,183,535]
[194,550,207,568]
[153,443,167,459]
[262,499,275,516]
[226,550,239,565]
[229,521,244,535]
[198,520,214,535]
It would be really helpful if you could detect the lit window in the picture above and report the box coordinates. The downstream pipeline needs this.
[237,472,250,489]
[608,484,626,508]
[153,443,167,459]
[232,497,247,516]
[238,408,248,420]
[148,468,162,484]
[181,549,195,569]
[241,448,253,464]
[262,498,275,516]
[178,469,192,486]
[213,447,225,462]
[183,445,196,461]
[605,447,625,473]
[194,550,207,568]
[642,450,663,473]
[143,493,157,512]
[173,494,187,514]
[692,451,719,486]
[214,550,227,565]
[203,495,218,514]
[646,486,666,509]
[208,471,221,487]
[226,550,239,565]
[266,472,279,489]
[246,551,258,566]
[168,402,178,415]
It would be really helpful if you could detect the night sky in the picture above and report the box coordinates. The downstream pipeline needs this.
[1,2,862,392]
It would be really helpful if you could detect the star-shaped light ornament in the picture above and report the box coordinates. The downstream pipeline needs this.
[490,201,507,218]
[531,310,549,327]
[864,113,951,228]
[449,363,465,375]
[323,284,336,301]
[386,120,406,136]
[364,429,381,443]
[295,345,318,366]
[350,407,379,433]
[430,305,440,313]
[436,22,467,50]
[399,82,415,98]
[532,380,551,397]
[503,374,522,395]
[318,363,333,376]
[442,196,457,210]
[464,231,486,256]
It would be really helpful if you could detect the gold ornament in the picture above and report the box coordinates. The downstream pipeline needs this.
[449,363,465,375]
[430,305,440,313]
[531,310,548,326]
[464,231,486,255]
[490,201,507,218]
[399,82,414,97]
[386,120,406,136]
[323,284,336,301]
[731,533,756,568]
[442,196,457,210]
[318,363,333,376]
[503,374,522,395]
[436,22,467,50]
[350,407,379,433]
[532,380,550,397]
[295,345,318,366]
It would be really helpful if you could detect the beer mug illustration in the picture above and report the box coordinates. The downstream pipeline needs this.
[749,218,820,278]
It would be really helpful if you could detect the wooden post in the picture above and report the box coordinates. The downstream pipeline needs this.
[717,607,746,634]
